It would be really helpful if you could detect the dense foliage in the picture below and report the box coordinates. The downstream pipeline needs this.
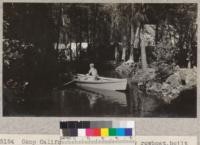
[4,3,58,91]
[3,3,197,91]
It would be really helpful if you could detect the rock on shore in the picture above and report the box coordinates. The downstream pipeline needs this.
[116,61,197,103]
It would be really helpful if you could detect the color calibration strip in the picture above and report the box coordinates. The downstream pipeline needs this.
[60,121,135,137]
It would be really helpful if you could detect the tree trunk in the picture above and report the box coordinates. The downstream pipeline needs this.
[129,4,135,62]
[187,61,191,68]
[129,23,135,61]
[69,42,72,61]
[122,35,127,61]
[56,5,63,51]
[134,27,140,48]
[87,7,91,44]
[76,42,78,60]
[140,28,148,69]
[122,47,126,61]
[114,43,119,62]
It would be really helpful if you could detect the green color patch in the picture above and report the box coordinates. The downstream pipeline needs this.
[109,128,116,136]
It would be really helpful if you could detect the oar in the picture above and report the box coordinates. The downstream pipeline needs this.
[63,80,75,86]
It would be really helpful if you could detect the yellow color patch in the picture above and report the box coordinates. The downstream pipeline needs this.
[101,128,109,136]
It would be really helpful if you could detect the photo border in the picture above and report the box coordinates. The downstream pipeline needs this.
[0,0,199,143]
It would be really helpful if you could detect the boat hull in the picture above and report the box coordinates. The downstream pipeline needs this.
[74,74,127,90]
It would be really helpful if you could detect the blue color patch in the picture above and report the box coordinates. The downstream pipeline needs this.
[116,128,125,136]
[125,128,132,136]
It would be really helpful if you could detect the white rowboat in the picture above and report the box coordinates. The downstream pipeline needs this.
[74,74,127,91]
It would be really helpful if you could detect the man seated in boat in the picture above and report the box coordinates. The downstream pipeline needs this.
[86,63,99,80]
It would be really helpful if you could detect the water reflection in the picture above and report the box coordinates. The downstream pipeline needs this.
[55,86,128,116]
[126,82,164,117]
[52,83,164,117]
[3,82,196,117]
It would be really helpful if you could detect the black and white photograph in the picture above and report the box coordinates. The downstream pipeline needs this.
[3,3,197,117]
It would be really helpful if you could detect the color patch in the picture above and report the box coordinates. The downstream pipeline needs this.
[90,121,101,128]
[86,128,93,136]
[109,128,116,136]
[77,121,83,128]
[68,121,77,128]
[82,121,90,128]
[101,128,109,136]
[112,121,120,128]
[120,121,126,128]
[125,128,132,136]
[60,121,68,129]
[78,129,86,136]
[70,129,78,136]
[93,128,101,136]
[62,129,70,136]
[126,121,135,128]
[116,128,125,136]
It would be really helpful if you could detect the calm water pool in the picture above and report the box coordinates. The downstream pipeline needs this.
[3,82,196,117]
